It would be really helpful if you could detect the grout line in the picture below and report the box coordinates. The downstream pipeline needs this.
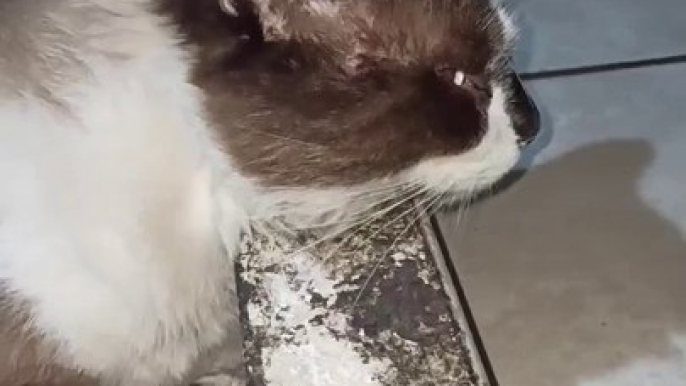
[420,215,491,386]
[519,54,686,81]
[429,216,501,386]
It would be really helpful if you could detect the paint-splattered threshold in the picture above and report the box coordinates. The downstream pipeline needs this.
[237,205,488,386]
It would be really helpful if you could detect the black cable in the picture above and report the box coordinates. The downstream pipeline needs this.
[520,53,686,81]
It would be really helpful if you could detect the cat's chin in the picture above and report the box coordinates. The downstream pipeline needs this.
[401,86,522,199]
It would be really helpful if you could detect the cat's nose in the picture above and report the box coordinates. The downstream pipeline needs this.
[510,72,541,148]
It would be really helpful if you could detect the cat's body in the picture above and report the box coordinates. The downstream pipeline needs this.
[0,1,538,385]
[0,2,247,384]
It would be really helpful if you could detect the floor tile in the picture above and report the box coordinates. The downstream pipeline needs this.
[508,0,686,73]
[438,63,686,386]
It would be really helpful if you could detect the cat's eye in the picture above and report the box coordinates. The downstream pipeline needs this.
[453,71,466,86]
[434,66,468,88]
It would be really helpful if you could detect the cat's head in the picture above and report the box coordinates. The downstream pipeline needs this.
[162,0,539,222]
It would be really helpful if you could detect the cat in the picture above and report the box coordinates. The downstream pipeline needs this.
[0,0,538,384]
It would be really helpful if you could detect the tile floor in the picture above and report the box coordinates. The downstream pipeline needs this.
[437,1,686,385]
[509,0,686,73]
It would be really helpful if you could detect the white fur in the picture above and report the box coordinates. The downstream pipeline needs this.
[305,0,341,17]
[0,1,520,384]
[220,0,238,16]
[406,87,520,194]
[0,2,248,384]
[251,0,290,39]
[496,6,519,45]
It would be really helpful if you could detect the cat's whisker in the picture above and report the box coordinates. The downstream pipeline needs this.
[263,184,423,258]
[247,128,330,150]
[320,187,428,252]
[451,185,477,232]
[286,183,421,230]
[249,181,419,223]
[294,186,424,258]
[319,186,427,262]
[349,192,444,312]
[261,179,415,196]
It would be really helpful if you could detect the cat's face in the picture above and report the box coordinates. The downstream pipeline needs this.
[163,0,539,212]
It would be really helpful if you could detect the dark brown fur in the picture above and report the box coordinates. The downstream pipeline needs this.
[158,0,530,187]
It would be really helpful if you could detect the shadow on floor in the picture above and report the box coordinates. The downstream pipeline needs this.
[440,140,686,386]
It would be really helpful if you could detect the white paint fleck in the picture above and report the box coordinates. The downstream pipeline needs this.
[391,252,409,262]
[242,235,392,386]
[266,332,389,386]
[239,214,478,385]
[306,0,342,17]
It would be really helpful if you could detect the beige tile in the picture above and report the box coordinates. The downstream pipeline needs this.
[439,140,686,386]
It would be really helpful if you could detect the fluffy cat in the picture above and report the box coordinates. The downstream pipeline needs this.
[0,0,538,384]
